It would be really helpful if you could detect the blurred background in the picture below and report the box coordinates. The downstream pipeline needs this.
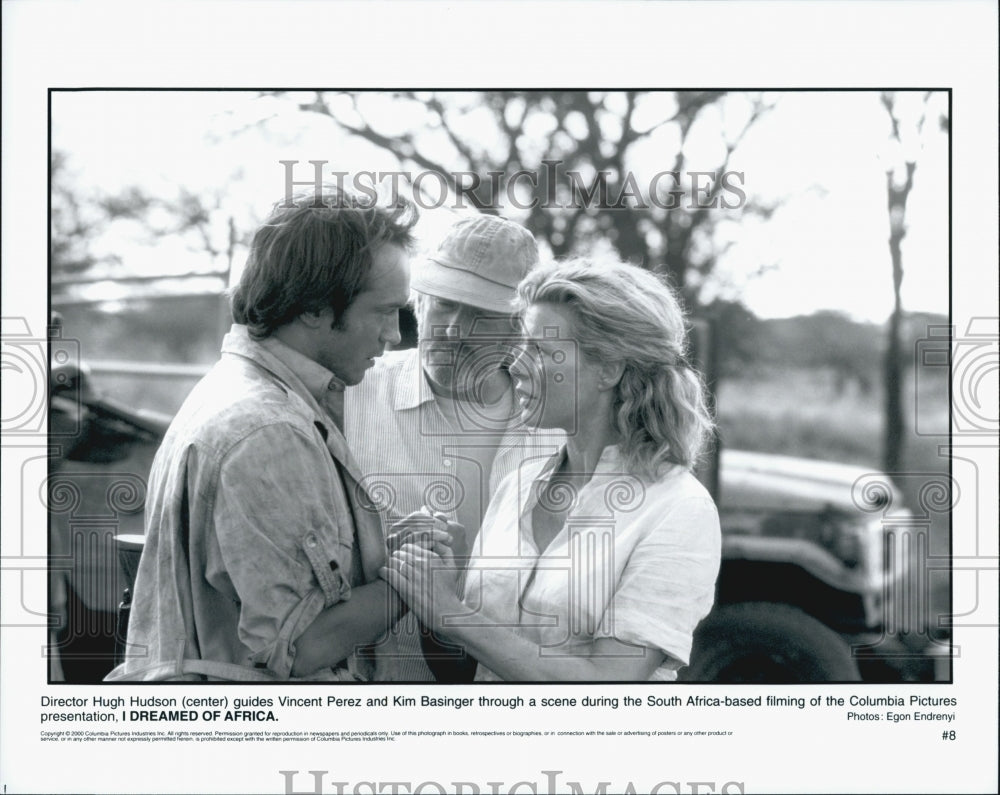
[49,90,952,681]
[51,89,951,531]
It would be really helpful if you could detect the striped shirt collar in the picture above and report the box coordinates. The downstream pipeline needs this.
[392,345,439,411]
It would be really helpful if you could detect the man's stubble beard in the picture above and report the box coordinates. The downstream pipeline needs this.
[421,343,512,405]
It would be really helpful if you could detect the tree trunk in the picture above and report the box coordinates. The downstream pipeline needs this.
[883,161,915,474]
[883,287,904,473]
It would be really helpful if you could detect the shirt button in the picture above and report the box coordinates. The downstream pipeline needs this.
[305,534,318,548]
[327,379,343,392]
[443,459,452,467]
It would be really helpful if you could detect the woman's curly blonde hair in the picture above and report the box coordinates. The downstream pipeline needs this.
[517,257,715,479]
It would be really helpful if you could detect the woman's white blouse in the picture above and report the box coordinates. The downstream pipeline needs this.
[461,445,721,681]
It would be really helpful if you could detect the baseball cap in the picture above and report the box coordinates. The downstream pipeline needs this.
[411,216,539,313]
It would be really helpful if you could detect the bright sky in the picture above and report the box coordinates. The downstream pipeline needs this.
[51,90,949,323]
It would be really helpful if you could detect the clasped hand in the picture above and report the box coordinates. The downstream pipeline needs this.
[381,507,463,628]
[385,507,466,559]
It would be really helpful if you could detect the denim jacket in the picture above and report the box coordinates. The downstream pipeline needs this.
[105,325,385,682]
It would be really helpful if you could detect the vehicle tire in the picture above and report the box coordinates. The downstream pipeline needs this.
[680,602,862,683]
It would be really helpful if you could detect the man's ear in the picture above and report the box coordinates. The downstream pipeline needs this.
[597,360,625,391]
[299,308,334,330]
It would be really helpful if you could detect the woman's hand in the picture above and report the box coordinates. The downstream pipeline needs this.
[380,542,462,630]
[386,507,466,560]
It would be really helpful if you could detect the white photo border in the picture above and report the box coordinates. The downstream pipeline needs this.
[2,3,997,794]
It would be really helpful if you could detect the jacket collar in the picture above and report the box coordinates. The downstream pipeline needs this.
[222,324,345,401]
[222,323,350,442]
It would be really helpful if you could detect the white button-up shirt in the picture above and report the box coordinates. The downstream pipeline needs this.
[345,348,563,680]
[462,445,721,681]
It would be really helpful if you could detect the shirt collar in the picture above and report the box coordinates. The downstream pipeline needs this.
[535,444,623,482]
[259,333,346,403]
[523,444,627,520]
[594,444,624,470]
[393,348,437,411]
[221,324,346,419]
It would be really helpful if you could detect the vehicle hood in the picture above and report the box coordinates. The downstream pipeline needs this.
[718,449,899,515]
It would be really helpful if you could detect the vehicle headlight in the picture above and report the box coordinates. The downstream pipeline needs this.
[761,508,882,572]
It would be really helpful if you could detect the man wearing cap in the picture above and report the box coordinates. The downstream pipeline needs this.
[345,215,562,681]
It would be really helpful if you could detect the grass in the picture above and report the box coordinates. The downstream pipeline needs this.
[717,363,949,467]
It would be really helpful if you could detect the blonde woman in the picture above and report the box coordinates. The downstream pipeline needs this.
[383,258,721,681]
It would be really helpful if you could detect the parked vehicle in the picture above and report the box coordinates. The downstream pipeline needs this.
[48,357,168,682]
[683,449,943,682]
